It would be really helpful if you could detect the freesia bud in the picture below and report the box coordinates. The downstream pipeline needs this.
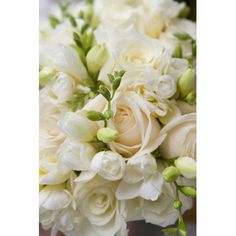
[162,166,180,182]
[86,43,107,75]
[185,91,196,105]
[178,68,196,98]
[97,127,118,143]
[173,200,182,209]
[174,156,196,179]
[179,186,196,197]
[39,66,56,87]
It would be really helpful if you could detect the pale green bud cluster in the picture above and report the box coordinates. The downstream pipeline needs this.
[86,43,108,75]
[97,127,118,143]
[162,166,180,182]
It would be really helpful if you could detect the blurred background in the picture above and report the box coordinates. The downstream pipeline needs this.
[39,0,196,235]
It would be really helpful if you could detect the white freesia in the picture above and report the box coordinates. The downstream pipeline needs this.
[74,176,126,236]
[159,113,196,159]
[59,139,96,171]
[40,72,76,106]
[109,91,165,157]
[91,151,126,181]
[58,95,107,142]
[39,183,77,236]
[156,74,177,99]
[142,182,192,227]
[39,102,65,151]
[116,154,163,201]
[39,148,71,185]
[39,43,88,80]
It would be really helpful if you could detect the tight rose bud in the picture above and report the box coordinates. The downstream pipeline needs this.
[162,166,180,182]
[39,66,56,87]
[86,43,107,75]
[174,156,196,179]
[178,68,196,98]
[97,127,118,143]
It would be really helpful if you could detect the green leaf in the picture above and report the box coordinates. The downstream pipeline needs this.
[68,15,77,27]
[114,71,119,77]
[178,6,191,18]
[107,74,115,83]
[81,23,89,34]
[73,32,82,48]
[178,186,196,197]
[59,3,70,13]
[112,77,122,91]
[99,85,111,100]
[48,15,60,29]
[172,43,182,58]
[70,44,86,64]
[118,70,126,77]
[86,110,105,121]
[174,32,192,41]
[162,228,178,235]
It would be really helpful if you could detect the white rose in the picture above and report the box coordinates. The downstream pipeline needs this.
[156,74,177,99]
[39,184,76,234]
[58,95,107,142]
[116,154,163,201]
[142,182,192,227]
[39,43,88,81]
[91,151,126,181]
[74,176,126,236]
[159,113,196,159]
[40,72,76,106]
[39,148,71,185]
[109,91,165,157]
[39,102,65,151]
[58,139,96,171]
[95,27,166,84]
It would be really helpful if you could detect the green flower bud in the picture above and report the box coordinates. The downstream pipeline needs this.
[97,127,118,143]
[172,43,182,58]
[86,43,108,75]
[162,166,180,182]
[185,91,196,105]
[179,186,196,197]
[173,200,182,209]
[86,110,105,121]
[178,68,196,98]
[112,77,122,91]
[98,85,111,101]
[175,156,196,179]
[39,66,56,87]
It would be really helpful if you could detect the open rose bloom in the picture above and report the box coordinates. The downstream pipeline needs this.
[39,0,196,235]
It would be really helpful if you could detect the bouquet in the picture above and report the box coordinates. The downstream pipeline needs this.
[39,0,196,235]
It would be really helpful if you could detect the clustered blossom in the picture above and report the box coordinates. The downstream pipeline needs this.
[39,0,196,235]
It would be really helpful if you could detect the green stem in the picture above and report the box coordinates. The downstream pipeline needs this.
[104,119,107,127]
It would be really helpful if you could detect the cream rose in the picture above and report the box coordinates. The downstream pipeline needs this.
[116,153,163,201]
[39,102,65,151]
[74,176,126,236]
[159,113,196,159]
[91,151,126,181]
[109,91,165,158]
